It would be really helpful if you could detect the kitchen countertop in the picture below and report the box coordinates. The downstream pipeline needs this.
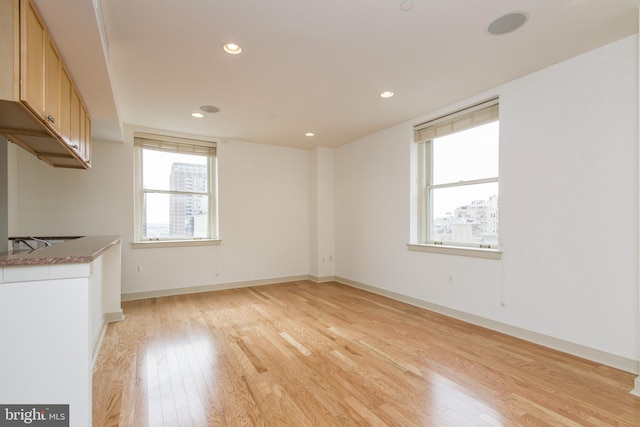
[0,235,121,267]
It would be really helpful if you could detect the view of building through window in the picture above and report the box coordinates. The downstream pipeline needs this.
[432,193,499,246]
[141,149,210,239]
[426,120,499,247]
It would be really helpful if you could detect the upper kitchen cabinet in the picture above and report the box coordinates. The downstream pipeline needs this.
[80,102,91,163]
[0,0,91,169]
[70,87,91,165]
[20,0,45,118]
[43,31,62,135]
[59,65,72,143]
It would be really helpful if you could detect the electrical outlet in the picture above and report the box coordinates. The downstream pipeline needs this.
[448,275,453,285]
[136,265,142,273]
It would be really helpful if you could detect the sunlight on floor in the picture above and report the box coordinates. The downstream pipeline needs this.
[430,372,504,426]
[144,333,217,426]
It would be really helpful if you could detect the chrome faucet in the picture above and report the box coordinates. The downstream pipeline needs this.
[28,236,52,247]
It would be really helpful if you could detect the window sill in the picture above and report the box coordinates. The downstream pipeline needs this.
[131,239,221,249]
[406,243,501,260]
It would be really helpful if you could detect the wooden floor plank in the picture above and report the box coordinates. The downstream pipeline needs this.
[93,281,640,426]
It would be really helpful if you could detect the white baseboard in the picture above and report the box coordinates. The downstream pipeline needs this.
[309,275,336,283]
[92,319,108,368]
[91,311,124,369]
[632,377,640,397]
[121,275,310,301]
[336,276,640,376]
[105,310,124,323]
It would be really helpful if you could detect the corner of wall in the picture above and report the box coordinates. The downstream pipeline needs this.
[308,146,335,278]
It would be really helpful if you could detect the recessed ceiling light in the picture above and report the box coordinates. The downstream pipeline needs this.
[200,105,220,113]
[191,112,204,118]
[305,132,315,137]
[487,12,529,35]
[400,0,414,11]
[223,43,242,54]
[380,91,394,98]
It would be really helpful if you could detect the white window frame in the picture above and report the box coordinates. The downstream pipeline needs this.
[409,98,501,259]
[132,132,220,248]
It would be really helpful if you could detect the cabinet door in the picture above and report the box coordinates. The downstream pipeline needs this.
[59,66,72,143]
[20,0,45,117]
[43,33,61,133]
[79,101,85,158]
[70,87,81,153]
[82,106,91,165]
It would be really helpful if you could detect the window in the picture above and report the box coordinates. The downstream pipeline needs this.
[415,98,499,250]
[134,133,218,244]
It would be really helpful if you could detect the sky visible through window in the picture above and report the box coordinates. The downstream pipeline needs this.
[431,121,499,218]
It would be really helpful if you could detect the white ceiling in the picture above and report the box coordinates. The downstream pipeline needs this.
[33,0,639,149]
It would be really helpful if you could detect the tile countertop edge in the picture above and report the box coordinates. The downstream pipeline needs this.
[0,235,122,267]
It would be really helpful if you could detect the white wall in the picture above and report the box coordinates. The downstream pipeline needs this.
[215,138,309,285]
[309,147,335,279]
[335,35,639,362]
[12,131,310,295]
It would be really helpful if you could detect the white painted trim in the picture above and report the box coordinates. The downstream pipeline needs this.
[91,318,108,369]
[407,243,502,260]
[336,276,639,375]
[1,263,91,283]
[104,310,124,323]
[131,239,221,249]
[632,377,640,397]
[309,275,337,283]
[121,275,310,301]
[90,312,123,369]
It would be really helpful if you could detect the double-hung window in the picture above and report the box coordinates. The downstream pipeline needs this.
[415,98,499,250]
[134,133,218,244]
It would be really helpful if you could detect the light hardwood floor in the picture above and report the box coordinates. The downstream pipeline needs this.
[93,281,640,426]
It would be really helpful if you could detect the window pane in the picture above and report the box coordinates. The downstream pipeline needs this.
[143,192,209,239]
[142,149,208,192]
[432,121,499,185]
[431,182,498,246]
